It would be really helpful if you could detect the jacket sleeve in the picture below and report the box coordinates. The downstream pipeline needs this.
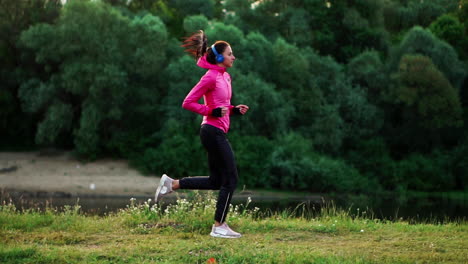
[229,105,240,115]
[182,72,215,116]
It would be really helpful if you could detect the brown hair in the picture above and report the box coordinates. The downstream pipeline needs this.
[181,30,230,65]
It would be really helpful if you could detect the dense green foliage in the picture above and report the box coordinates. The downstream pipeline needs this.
[1,0,467,193]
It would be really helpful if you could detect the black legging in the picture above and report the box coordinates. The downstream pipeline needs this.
[179,124,238,223]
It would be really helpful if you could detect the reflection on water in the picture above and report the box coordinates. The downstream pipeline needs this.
[330,193,467,222]
[2,191,467,222]
[247,193,467,222]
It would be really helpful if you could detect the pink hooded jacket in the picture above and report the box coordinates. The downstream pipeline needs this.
[182,55,235,133]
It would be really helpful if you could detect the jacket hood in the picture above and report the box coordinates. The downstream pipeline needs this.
[197,55,226,72]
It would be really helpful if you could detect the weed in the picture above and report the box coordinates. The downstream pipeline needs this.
[0,193,466,264]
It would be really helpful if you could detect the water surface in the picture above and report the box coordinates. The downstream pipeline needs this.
[3,191,466,222]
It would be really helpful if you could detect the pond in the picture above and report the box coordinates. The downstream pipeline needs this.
[2,191,466,223]
[245,192,467,223]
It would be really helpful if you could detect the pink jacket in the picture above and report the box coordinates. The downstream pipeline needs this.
[182,55,235,133]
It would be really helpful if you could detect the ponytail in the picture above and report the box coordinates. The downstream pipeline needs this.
[181,30,230,64]
[181,30,208,60]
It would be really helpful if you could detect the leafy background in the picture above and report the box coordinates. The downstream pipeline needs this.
[1,0,467,194]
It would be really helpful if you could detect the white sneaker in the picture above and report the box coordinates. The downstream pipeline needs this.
[210,223,242,238]
[155,174,174,202]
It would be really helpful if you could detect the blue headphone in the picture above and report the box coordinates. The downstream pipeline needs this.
[211,44,224,63]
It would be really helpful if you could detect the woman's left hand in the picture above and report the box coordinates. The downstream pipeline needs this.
[235,104,249,115]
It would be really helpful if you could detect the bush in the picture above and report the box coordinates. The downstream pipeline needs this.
[396,151,454,191]
[268,132,374,193]
[346,138,398,191]
[308,154,376,194]
[132,119,206,177]
[229,134,275,189]
[269,133,315,190]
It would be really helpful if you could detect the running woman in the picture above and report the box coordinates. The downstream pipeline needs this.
[155,30,249,238]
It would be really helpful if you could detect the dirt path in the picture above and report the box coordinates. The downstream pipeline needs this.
[0,151,158,198]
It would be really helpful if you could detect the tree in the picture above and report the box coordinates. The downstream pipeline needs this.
[223,0,278,37]
[229,134,275,188]
[236,32,274,80]
[385,54,463,152]
[429,14,467,60]
[394,54,463,129]
[388,26,465,91]
[458,0,468,26]
[289,46,383,156]
[410,0,448,27]
[230,72,293,138]
[338,83,383,144]
[167,0,215,37]
[204,22,245,48]
[0,0,62,149]
[183,15,209,34]
[450,135,468,190]
[269,132,372,193]
[270,40,325,143]
[160,55,205,126]
[0,0,61,65]
[308,104,345,153]
[345,137,398,190]
[397,151,454,191]
[383,0,459,32]
[347,50,387,104]
[280,7,312,46]
[136,118,207,176]
[270,38,309,95]
[269,132,316,190]
[19,1,168,158]
[173,0,215,19]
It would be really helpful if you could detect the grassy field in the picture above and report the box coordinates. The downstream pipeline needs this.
[1,192,467,264]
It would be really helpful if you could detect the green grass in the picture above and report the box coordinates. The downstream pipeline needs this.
[1,192,467,264]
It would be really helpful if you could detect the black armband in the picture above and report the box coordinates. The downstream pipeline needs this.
[212,107,222,117]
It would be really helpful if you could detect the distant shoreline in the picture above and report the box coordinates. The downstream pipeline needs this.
[0,151,159,198]
[0,151,325,204]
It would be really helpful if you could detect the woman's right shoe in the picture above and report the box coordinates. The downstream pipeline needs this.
[210,223,242,238]
[155,174,174,202]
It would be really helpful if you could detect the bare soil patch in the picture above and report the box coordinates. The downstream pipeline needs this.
[0,151,158,198]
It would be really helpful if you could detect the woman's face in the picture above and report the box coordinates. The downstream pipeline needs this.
[220,46,235,68]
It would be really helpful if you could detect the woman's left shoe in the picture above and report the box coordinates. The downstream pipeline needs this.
[155,174,174,202]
